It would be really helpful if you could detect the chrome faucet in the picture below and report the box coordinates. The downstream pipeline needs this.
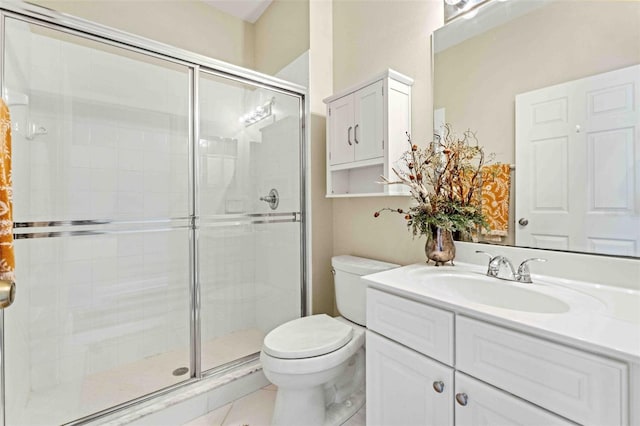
[475,251,546,284]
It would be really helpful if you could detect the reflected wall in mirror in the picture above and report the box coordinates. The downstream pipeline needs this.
[434,0,640,258]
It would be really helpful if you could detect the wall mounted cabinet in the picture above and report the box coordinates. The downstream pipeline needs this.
[323,70,413,197]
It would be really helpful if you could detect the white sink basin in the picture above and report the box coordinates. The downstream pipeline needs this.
[423,272,570,313]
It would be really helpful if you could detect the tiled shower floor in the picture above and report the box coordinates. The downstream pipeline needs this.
[183,385,367,426]
[14,329,265,425]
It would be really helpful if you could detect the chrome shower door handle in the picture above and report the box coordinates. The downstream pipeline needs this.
[0,279,16,309]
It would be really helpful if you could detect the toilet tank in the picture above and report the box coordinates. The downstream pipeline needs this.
[332,255,399,326]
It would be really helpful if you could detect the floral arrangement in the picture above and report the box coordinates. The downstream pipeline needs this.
[375,124,494,240]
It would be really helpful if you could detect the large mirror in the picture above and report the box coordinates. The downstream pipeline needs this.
[433,0,640,258]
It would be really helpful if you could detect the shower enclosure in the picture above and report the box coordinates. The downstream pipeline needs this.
[0,3,306,425]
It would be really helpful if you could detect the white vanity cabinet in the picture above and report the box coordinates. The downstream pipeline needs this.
[323,69,412,197]
[366,287,629,426]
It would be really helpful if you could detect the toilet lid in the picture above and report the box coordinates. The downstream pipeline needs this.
[263,314,353,359]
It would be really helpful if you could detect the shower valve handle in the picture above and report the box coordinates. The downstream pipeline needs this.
[260,188,279,210]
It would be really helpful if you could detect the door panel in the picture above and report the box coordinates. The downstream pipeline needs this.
[197,71,302,373]
[366,331,453,426]
[3,17,192,425]
[354,80,384,161]
[328,94,354,165]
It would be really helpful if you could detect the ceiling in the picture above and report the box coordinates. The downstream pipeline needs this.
[202,0,273,23]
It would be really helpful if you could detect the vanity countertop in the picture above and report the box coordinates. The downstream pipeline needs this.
[364,262,640,364]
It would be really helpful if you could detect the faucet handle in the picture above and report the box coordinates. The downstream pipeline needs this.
[475,250,494,260]
[475,250,499,277]
[516,258,547,283]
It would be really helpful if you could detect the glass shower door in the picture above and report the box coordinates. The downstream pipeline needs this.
[2,17,192,425]
[197,71,303,372]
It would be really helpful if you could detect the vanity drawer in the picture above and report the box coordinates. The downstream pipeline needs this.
[367,287,454,365]
[456,316,628,426]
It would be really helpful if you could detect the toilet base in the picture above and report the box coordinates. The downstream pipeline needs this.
[272,385,326,426]
[271,385,365,426]
[325,387,365,426]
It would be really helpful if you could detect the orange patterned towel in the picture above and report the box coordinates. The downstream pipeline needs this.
[0,100,14,282]
[481,164,511,237]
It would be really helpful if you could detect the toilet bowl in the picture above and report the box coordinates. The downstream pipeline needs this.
[260,255,398,426]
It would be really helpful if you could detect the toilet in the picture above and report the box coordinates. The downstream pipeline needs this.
[260,255,399,426]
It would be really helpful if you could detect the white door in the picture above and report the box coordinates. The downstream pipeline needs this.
[454,373,574,426]
[578,65,640,256]
[515,65,640,256]
[354,80,384,161]
[328,94,354,165]
[366,331,454,426]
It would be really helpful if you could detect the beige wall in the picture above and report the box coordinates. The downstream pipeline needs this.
[29,0,256,69]
[308,1,335,314]
[254,0,310,76]
[331,0,444,266]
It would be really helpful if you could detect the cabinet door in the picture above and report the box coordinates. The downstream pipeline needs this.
[455,372,575,426]
[354,80,384,161]
[328,94,355,165]
[367,331,453,426]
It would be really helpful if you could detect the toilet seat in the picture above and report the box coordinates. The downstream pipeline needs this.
[263,314,353,359]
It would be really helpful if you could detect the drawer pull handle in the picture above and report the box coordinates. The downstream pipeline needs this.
[455,393,468,406]
[432,381,445,393]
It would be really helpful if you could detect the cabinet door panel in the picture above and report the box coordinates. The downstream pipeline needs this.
[354,80,384,161]
[366,331,454,426]
[328,94,355,165]
[367,287,454,365]
[455,372,575,426]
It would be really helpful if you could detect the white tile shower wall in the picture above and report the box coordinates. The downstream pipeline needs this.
[199,228,258,342]
[250,116,300,215]
[254,222,301,334]
[198,76,247,216]
[11,28,190,223]
[18,230,190,391]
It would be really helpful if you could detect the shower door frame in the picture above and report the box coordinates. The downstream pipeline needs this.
[0,2,308,424]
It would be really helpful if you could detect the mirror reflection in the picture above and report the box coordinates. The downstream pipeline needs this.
[433,0,640,257]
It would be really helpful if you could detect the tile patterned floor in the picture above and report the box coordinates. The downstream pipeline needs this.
[183,385,366,426]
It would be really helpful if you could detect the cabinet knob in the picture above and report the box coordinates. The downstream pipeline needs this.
[432,381,445,393]
[455,393,468,406]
